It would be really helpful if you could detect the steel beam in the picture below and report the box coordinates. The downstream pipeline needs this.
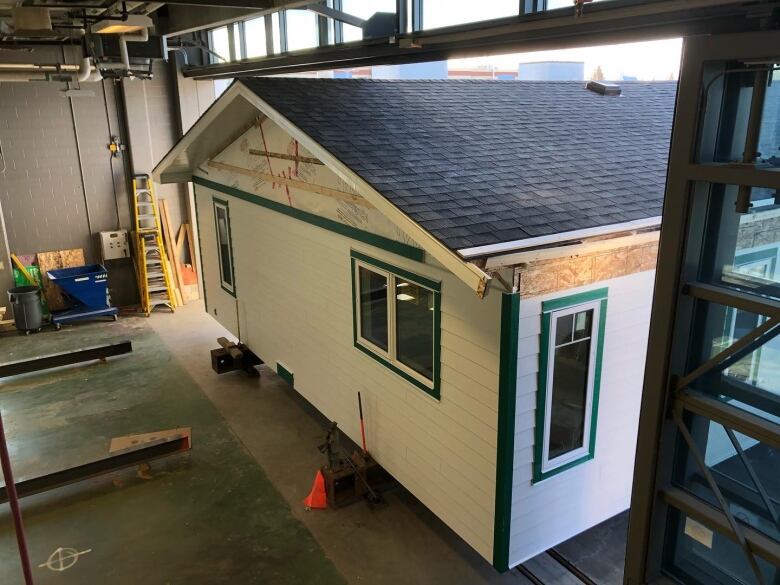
[181,0,770,78]
[305,4,365,28]
[0,432,192,505]
[678,390,780,450]
[0,341,133,378]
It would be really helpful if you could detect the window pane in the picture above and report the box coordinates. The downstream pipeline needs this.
[216,206,232,286]
[210,26,230,63]
[395,279,434,380]
[423,0,517,30]
[549,312,593,460]
[272,12,282,53]
[285,9,318,51]
[555,313,573,346]
[359,267,388,351]
[673,414,780,548]
[232,23,242,59]
[245,17,267,57]
[697,65,780,166]
[573,310,594,341]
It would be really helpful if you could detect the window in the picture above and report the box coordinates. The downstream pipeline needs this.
[244,16,267,58]
[210,26,230,63]
[533,288,607,482]
[422,0,518,30]
[351,250,440,399]
[284,9,319,51]
[213,198,235,295]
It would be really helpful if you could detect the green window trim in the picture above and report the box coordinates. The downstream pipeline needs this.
[277,362,294,388]
[350,250,441,400]
[533,287,608,484]
[194,176,425,263]
[493,292,520,572]
[213,197,237,297]
[193,185,208,314]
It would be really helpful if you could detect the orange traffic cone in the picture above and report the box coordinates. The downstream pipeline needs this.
[303,470,327,510]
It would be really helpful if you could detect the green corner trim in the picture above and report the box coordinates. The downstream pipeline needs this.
[213,197,237,298]
[193,185,208,314]
[533,288,608,484]
[349,252,441,400]
[276,362,294,388]
[493,292,520,572]
[194,176,424,263]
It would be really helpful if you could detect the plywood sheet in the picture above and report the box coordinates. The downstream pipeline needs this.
[37,249,86,311]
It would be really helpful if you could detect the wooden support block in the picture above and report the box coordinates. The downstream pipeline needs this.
[217,336,243,359]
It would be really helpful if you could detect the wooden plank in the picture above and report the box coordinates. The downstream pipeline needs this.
[158,200,186,305]
[207,160,371,208]
[37,249,85,311]
[109,427,191,453]
[10,254,36,285]
[248,149,324,165]
[184,223,197,268]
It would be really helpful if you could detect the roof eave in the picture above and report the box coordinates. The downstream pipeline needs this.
[460,216,663,267]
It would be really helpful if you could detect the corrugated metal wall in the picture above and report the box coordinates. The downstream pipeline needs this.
[0,49,211,308]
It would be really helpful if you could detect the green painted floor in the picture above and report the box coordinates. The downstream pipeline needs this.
[0,317,345,585]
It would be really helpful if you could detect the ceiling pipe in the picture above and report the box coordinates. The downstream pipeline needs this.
[0,57,101,82]
[118,27,149,71]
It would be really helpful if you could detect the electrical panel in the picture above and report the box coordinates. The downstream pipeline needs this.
[99,230,130,261]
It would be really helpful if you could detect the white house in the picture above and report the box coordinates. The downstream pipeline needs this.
[153,78,676,570]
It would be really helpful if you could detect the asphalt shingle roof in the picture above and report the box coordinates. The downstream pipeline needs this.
[241,78,675,253]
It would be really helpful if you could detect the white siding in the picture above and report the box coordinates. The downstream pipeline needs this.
[194,182,503,561]
[507,270,655,566]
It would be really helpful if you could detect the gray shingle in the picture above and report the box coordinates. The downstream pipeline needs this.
[241,78,675,252]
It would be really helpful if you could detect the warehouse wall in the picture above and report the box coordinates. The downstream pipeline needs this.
[0,48,212,309]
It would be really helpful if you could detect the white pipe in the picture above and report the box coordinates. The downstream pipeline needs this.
[77,57,92,82]
[119,27,149,72]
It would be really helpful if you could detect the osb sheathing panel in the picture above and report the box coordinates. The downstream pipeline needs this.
[518,241,658,297]
[37,249,86,310]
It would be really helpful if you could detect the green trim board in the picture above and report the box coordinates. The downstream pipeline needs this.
[277,362,294,388]
[533,287,608,484]
[193,186,208,314]
[193,176,424,263]
[493,292,520,572]
[213,197,237,297]
[350,250,441,400]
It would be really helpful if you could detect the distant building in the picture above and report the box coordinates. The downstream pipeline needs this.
[371,61,448,79]
[518,61,585,81]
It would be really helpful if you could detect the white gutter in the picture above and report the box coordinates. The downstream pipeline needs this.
[457,216,663,260]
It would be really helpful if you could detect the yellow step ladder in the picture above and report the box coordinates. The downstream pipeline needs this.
[133,174,176,315]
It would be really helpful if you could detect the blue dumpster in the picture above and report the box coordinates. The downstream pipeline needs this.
[47,264,118,328]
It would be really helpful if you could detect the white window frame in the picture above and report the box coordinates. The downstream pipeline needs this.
[353,258,436,391]
[540,299,602,474]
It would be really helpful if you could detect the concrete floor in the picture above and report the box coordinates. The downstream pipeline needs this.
[0,303,628,584]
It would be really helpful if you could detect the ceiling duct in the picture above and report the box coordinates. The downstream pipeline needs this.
[10,7,61,40]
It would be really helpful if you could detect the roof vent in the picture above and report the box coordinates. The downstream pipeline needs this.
[587,81,622,96]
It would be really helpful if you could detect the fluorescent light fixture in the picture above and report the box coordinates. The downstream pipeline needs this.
[396,282,409,288]
[396,293,415,301]
[92,15,152,34]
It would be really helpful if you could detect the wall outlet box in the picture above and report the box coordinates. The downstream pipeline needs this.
[99,230,130,261]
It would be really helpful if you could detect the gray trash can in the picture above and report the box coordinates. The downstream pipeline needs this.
[7,286,43,333]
